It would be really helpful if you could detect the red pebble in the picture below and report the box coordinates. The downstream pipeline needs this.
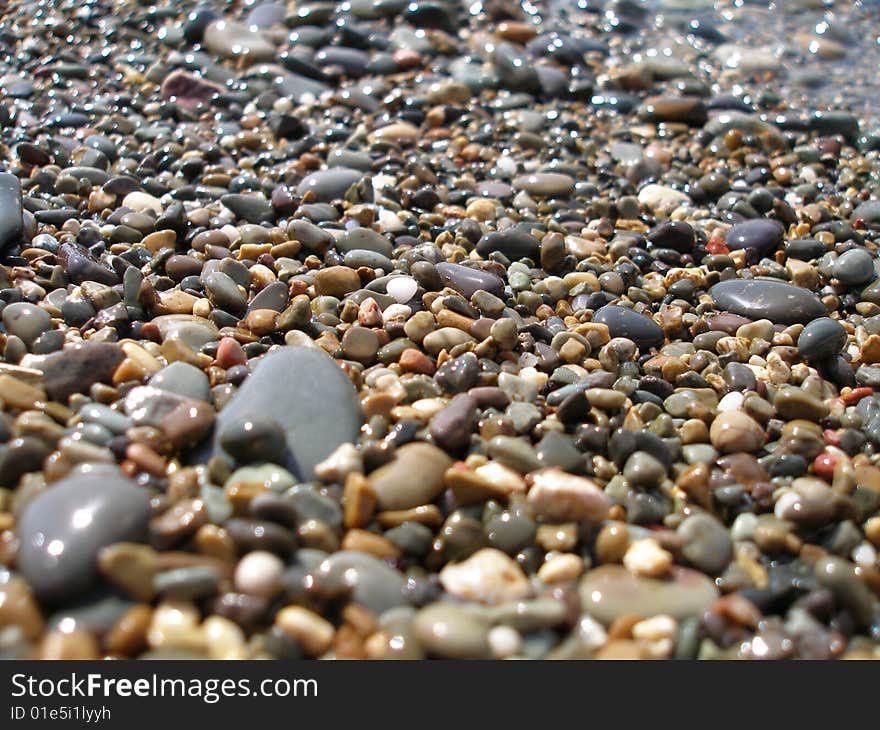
[812,452,839,481]
[842,387,873,405]
[706,236,729,255]
[823,429,840,447]
[215,337,247,368]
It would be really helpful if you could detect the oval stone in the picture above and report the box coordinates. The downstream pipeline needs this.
[592,305,664,350]
[710,279,826,324]
[578,565,719,625]
[724,219,784,257]
[16,467,152,603]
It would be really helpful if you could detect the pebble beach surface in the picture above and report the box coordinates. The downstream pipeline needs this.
[2,0,880,660]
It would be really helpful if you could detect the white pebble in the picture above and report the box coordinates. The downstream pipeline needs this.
[488,625,522,659]
[382,303,412,323]
[852,542,877,567]
[234,550,284,597]
[577,614,608,651]
[717,391,744,412]
[386,276,418,304]
[774,490,801,521]
[623,538,673,578]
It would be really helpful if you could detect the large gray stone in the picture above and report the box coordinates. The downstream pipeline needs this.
[16,467,152,603]
[210,347,363,479]
[710,279,827,324]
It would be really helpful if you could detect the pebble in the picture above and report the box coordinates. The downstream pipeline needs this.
[208,347,363,480]
[709,411,766,454]
[369,442,452,510]
[440,548,531,605]
[592,306,664,351]
[17,467,152,602]
[797,318,847,362]
[710,279,827,324]
[834,248,875,287]
[0,173,23,253]
[579,565,719,625]
[527,468,610,523]
[413,603,491,659]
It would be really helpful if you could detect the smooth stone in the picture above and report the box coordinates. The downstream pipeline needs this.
[386,276,418,303]
[248,281,289,313]
[149,362,211,402]
[774,386,829,421]
[58,242,119,286]
[578,565,719,625]
[476,228,540,260]
[26,342,125,401]
[369,442,453,510]
[2,303,51,346]
[221,193,273,223]
[0,173,23,254]
[710,279,826,324]
[205,271,246,314]
[159,70,222,110]
[834,248,875,287]
[814,556,875,627]
[413,603,490,659]
[296,168,362,202]
[220,416,287,464]
[592,305,664,350]
[535,431,584,472]
[246,2,286,28]
[709,411,765,454]
[637,184,691,214]
[512,173,574,197]
[797,317,846,362]
[203,19,276,61]
[152,314,219,349]
[311,551,407,613]
[429,394,477,451]
[677,514,732,575]
[337,227,393,257]
[16,467,152,603]
[435,262,504,298]
[639,95,707,125]
[724,219,784,257]
[648,221,695,252]
[208,347,362,480]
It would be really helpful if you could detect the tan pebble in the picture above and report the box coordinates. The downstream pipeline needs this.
[623,538,673,578]
[341,528,402,559]
[275,606,335,657]
[527,468,610,523]
[39,629,100,660]
[342,473,377,528]
[141,230,177,254]
[439,547,531,604]
[105,604,152,657]
[535,523,578,552]
[98,542,159,601]
[147,601,203,651]
[860,334,880,364]
[709,410,765,454]
[244,308,278,335]
[465,198,496,221]
[0,375,46,410]
[202,616,248,659]
[596,521,630,563]
[538,553,584,583]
